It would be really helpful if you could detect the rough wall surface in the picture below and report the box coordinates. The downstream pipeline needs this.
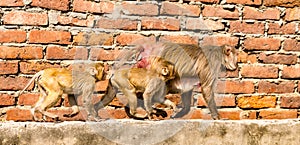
[0,0,299,121]
[1,120,300,145]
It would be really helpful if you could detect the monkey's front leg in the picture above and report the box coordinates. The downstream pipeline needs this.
[82,86,101,121]
[143,92,158,120]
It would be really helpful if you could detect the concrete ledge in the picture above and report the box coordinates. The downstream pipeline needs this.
[1,119,300,145]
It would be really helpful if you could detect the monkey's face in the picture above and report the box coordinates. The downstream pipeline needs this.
[223,45,238,70]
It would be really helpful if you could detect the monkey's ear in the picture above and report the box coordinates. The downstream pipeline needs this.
[89,68,98,76]
[223,45,232,56]
[161,67,169,76]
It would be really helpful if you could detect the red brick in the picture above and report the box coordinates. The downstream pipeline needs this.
[226,0,261,5]
[0,46,43,59]
[96,18,138,30]
[268,23,296,34]
[17,93,39,106]
[46,46,88,60]
[90,48,120,61]
[216,80,255,94]
[3,11,47,26]
[244,7,280,20]
[219,69,239,78]
[73,0,114,14]
[6,109,33,121]
[94,80,109,92]
[282,66,300,79]
[285,8,300,21]
[259,109,297,119]
[264,0,300,7]
[201,35,239,47]
[0,76,34,91]
[189,109,255,120]
[186,19,224,31]
[98,108,129,119]
[244,37,281,51]
[116,33,156,46]
[259,53,297,65]
[0,30,26,43]
[184,0,219,3]
[229,21,264,34]
[0,0,24,6]
[161,2,200,16]
[29,30,71,44]
[58,15,94,27]
[141,17,180,31]
[283,39,300,51]
[160,35,198,44]
[202,5,239,19]
[238,51,257,64]
[237,96,276,109]
[241,65,278,79]
[121,2,159,16]
[258,81,295,93]
[0,61,18,75]
[32,0,69,11]
[0,94,15,106]
[197,95,236,107]
[280,95,300,108]
[73,32,113,46]
[20,61,61,74]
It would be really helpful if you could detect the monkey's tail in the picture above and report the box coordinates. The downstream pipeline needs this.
[94,79,118,112]
[16,71,44,97]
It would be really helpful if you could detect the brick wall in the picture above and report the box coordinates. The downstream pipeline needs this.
[0,0,299,121]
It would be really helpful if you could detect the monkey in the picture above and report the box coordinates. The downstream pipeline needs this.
[18,63,105,121]
[96,43,238,120]
[94,57,177,120]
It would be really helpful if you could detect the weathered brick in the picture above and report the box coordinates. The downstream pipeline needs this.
[142,17,180,31]
[0,46,43,59]
[6,109,33,121]
[29,30,71,44]
[96,18,138,30]
[116,33,156,46]
[219,69,239,78]
[0,94,15,106]
[263,0,300,7]
[90,48,120,61]
[46,46,88,60]
[121,2,159,16]
[17,93,39,106]
[259,109,297,119]
[47,109,86,121]
[283,39,300,51]
[98,108,129,119]
[285,8,300,21]
[226,0,261,5]
[197,95,236,107]
[241,65,278,78]
[3,11,48,26]
[238,51,257,64]
[94,80,109,92]
[31,0,69,11]
[186,19,224,31]
[229,21,264,34]
[244,7,280,20]
[258,81,295,93]
[20,61,61,74]
[216,80,255,94]
[244,37,281,51]
[0,0,24,6]
[73,0,114,14]
[202,5,239,19]
[184,0,219,3]
[190,109,255,120]
[160,35,198,44]
[201,35,239,47]
[73,32,113,46]
[268,23,296,34]
[58,15,94,27]
[237,96,276,109]
[282,66,300,79]
[0,61,18,75]
[0,30,26,43]
[161,2,200,16]
[259,53,297,65]
[280,95,300,108]
[0,77,34,91]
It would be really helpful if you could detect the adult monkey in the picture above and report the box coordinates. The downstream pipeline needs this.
[134,43,238,119]
[18,63,105,121]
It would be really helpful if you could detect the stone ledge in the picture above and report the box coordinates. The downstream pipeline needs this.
[1,119,300,145]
